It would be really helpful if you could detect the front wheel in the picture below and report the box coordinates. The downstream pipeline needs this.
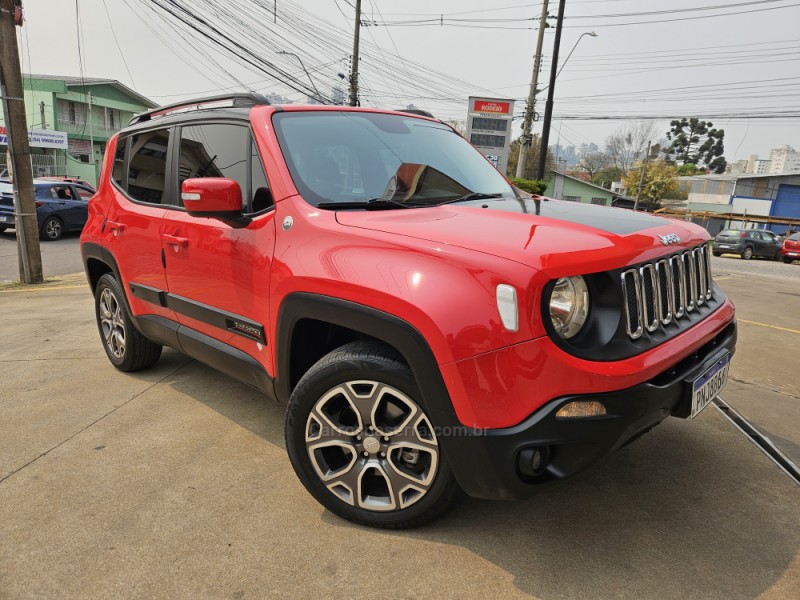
[285,341,458,529]
[741,246,754,260]
[94,273,162,371]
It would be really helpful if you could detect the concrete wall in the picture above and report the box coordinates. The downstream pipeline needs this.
[731,196,772,216]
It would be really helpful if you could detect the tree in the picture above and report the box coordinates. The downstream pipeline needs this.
[622,160,679,212]
[604,121,657,174]
[577,152,612,180]
[677,163,701,176]
[592,166,625,189]
[665,118,727,174]
[506,135,554,178]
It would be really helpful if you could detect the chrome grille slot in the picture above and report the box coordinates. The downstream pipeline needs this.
[693,247,705,306]
[655,259,673,325]
[621,269,644,339]
[683,251,696,312]
[670,254,686,318]
[640,264,659,332]
[621,245,713,340]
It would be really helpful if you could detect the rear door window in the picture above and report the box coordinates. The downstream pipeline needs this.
[127,129,171,204]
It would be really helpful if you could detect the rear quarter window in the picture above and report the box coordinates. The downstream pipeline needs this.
[789,233,800,241]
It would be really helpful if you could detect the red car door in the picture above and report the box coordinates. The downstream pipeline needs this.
[161,122,276,371]
[103,130,175,321]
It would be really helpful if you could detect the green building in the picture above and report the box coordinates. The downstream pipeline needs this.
[0,74,156,186]
[544,170,634,208]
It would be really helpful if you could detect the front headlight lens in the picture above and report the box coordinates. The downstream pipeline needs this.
[549,276,590,339]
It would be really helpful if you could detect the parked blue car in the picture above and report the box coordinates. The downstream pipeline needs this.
[0,179,95,241]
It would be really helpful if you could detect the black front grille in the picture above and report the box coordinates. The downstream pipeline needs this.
[621,245,713,340]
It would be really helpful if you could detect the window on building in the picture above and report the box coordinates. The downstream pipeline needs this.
[57,99,86,126]
[591,197,608,206]
[563,195,581,202]
[102,107,121,131]
[127,129,171,204]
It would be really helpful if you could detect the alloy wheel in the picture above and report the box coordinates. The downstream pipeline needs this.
[99,287,126,360]
[304,380,439,512]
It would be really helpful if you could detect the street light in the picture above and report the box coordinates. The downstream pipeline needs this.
[556,32,598,80]
[277,50,323,102]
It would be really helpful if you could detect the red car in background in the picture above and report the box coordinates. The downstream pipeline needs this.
[781,232,800,263]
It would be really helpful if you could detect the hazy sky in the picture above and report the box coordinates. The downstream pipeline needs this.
[17,0,800,162]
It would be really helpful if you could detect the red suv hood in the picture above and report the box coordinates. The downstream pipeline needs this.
[336,198,709,278]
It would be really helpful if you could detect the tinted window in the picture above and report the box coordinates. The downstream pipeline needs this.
[52,185,76,200]
[250,138,273,212]
[718,229,741,236]
[789,233,800,241]
[178,123,248,209]
[112,137,127,188]
[273,111,513,208]
[128,129,170,204]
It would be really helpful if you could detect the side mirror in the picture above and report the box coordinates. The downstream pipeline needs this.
[181,178,243,220]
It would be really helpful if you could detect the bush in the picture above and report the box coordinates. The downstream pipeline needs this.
[509,177,548,195]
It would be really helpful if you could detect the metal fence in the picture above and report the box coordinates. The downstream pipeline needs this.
[0,152,67,178]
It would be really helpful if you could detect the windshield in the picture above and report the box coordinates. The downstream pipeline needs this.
[272,111,514,208]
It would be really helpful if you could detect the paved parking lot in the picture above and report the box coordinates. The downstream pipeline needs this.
[0,230,83,283]
[0,254,799,599]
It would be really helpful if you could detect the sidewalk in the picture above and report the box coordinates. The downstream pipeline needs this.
[1,282,798,599]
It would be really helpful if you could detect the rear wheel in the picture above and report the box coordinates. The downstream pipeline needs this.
[784,257,794,264]
[94,273,162,371]
[712,252,722,257]
[285,341,458,529]
[741,246,753,260]
[40,216,63,241]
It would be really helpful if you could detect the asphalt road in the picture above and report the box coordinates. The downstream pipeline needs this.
[0,230,84,283]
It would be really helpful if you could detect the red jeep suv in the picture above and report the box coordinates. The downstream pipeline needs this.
[81,94,736,528]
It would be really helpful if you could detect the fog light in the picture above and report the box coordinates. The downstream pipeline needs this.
[555,400,607,419]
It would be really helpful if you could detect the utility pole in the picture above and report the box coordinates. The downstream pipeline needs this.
[348,0,362,107]
[536,0,566,181]
[515,0,549,180]
[87,90,98,182]
[0,0,43,283]
[634,140,652,212]
[39,100,45,129]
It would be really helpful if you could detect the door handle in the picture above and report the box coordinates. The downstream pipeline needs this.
[107,220,126,236]
[163,234,189,250]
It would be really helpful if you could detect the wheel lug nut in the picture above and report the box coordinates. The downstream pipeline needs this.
[356,435,362,441]
[380,452,386,458]
[362,451,369,457]
[383,436,389,442]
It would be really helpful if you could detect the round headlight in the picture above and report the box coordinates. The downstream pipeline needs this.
[548,276,590,339]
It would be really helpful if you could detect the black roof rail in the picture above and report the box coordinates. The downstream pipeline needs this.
[129,92,272,125]
[396,108,435,118]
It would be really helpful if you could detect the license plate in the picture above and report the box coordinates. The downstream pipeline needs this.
[788,252,798,257]
[0,216,10,223]
[690,353,730,419]
[716,244,730,248]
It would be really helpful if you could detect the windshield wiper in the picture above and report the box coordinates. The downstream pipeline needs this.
[434,192,504,206]
[317,198,422,211]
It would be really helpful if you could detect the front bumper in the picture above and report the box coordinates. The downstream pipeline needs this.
[441,319,737,500]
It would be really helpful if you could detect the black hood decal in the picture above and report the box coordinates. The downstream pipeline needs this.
[468,197,671,236]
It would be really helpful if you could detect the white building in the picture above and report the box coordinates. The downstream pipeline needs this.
[768,144,800,174]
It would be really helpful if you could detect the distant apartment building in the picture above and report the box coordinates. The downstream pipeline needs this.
[0,74,155,186]
[768,144,800,174]
[732,145,799,175]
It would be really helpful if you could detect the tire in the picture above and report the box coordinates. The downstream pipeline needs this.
[40,216,63,241]
[741,246,753,260]
[784,257,794,264]
[0,225,7,233]
[712,252,721,257]
[285,341,459,529]
[94,273,162,371]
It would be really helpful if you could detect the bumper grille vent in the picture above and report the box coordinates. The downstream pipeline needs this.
[621,245,713,340]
